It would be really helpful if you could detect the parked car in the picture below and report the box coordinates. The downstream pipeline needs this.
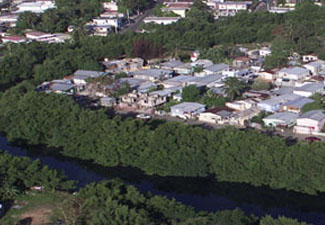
[305,136,321,142]
[136,114,151,119]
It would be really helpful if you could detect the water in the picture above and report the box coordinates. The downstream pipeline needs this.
[1,136,325,225]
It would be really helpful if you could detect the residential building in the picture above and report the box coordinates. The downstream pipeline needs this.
[257,70,276,81]
[189,74,223,88]
[268,7,295,13]
[161,2,192,17]
[160,60,184,71]
[100,97,116,107]
[230,108,261,126]
[15,0,56,13]
[226,98,260,111]
[0,14,19,27]
[25,32,55,41]
[302,54,318,63]
[293,82,325,97]
[281,97,314,113]
[72,70,107,86]
[275,67,311,86]
[1,35,27,43]
[259,47,272,57]
[263,112,298,127]
[171,102,206,119]
[257,93,300,112]
[192,59,214,69]
[36,80,75,95]
[143,17,181,25]
[303,60,325,75]
[131,69,173,82]
[202,63,230,75]
[293,110,325,134]
[199,107,234,124]
[217,1,251,17]
[162,75,197,88]
[232,56,251,68]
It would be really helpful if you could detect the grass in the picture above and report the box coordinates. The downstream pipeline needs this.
[0,191,72,225]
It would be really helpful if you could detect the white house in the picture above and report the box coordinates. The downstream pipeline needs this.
[293,110,325,134]
[263,112,298,127]
[276,67,311,86]
[143,17,181,25]
[92,17,120,28]
[302,54,318,63]
[257,71,277,81]
[103,1,118,11]
[131,69,173,82]
[15,0,56,13]
[226,99,259,111]
[171,102,206,119]
[72,70,107,86]
[303,60,325,75]
[217,1,251,17]
[293,82,325,97]
[25,32,55,41]
[161,2,192,18]
[0,14,19,27]
[199,107,234,124]
[259,47,272,57]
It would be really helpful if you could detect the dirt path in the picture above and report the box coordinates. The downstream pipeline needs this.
[20,205,53,225]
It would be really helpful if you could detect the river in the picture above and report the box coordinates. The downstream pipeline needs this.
[1,136,325,224]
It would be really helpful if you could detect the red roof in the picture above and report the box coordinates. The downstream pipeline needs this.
[234,56,250,61]
[2,35,26,41]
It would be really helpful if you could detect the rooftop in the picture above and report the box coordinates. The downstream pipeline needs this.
[294,82,324,92]
[300,110,325,121]
[204,63,229,73]
[264,112,298,123]
[283,97,314,109]
[279,67,310,76]
[131,69,172,78]
[171,102,206,111]
[161,60,184,68]
[74,70,106,78]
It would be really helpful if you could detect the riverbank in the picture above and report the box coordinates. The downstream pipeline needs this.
[1,136,325,224]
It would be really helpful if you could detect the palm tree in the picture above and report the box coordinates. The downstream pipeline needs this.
[222,77,246,101]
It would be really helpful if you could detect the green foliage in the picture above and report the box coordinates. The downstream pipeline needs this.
[264,52,288,70]
[0,151,75,200]
[114,82,131,97]
[222,77,246,101]
[115,72,128,80]
[182,85,201,102]
[201,90,228,108]
[260,215,309,225]
[251,111,270,124]
[251,79,273,91]
[301,93,325,113]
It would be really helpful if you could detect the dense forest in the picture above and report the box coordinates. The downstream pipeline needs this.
[1,82,325,196]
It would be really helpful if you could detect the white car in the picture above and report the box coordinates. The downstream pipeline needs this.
[136,114,151,119]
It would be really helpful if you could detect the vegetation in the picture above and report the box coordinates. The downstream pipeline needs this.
[301,93,325,113]
[222,77,247,100]
[182,85,201,102]
[251,79,273,91]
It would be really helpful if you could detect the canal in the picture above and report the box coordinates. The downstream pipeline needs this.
[1,136,325,224]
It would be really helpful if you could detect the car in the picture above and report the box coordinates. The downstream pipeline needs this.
[305,136,321,142]
[136,114,151,119]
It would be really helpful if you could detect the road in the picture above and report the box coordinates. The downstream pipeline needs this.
[120,0,164,34]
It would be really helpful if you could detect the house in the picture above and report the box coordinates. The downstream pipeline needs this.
[119,78,147,90]
[268,7,295,13]
[230,108,261,126]
[0,14,19,27]
[189,74,223,88]
[174,63,193,75]
[162,75,197,88]
[171,102,206,119]
[293,110,325,134]
[257,93,300,112]
[160,60,184,71]
[1,35,27,44]
[281,97,314,113]
[203,63,230,75]
[36,80,75,95]
[25,32,55,41]
[276,67,311,86]
[72,70,107,86]
[259,47,272,57]
[232,57,251,68]
[302,54,318,63]
[15,0,56,13]
[161,2,192,18]
[143,17,181,25]
[103,1,118,11]
[257,70,277,81]
[138,90,173,108]
[263,112,298,127]
[226,98,260,111]
[272,87,294,96]
[91,17,121,28]
[303,60,325,75]
[293,82,325,97]
[199,107,234,124]
[217,1,251,17]
[192,59,214,69]
[131,69,173,82]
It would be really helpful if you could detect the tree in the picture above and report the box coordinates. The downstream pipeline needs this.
[182,85,201,102]
[222,77,246,100]
[251,79,272,90]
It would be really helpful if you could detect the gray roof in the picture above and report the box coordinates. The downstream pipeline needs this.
[299,110,325,121]
[272,87,294,96]
[279,67,309,77]
[305,61,325,67]
[171,102,206,112]
[216,110,233,117]
[119,78,146,88]
[264,112,298,123]
[161,60,183,68]
[294,82,324,92]
[191,74,223,85]
[259,94,300,106]
[205,63,229,73]
[132,69,172,78]
[50,82,74,91]
[149,89,174,96]
[165,75,197,83]
[74,70,106,78]
[283,97,314,109]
